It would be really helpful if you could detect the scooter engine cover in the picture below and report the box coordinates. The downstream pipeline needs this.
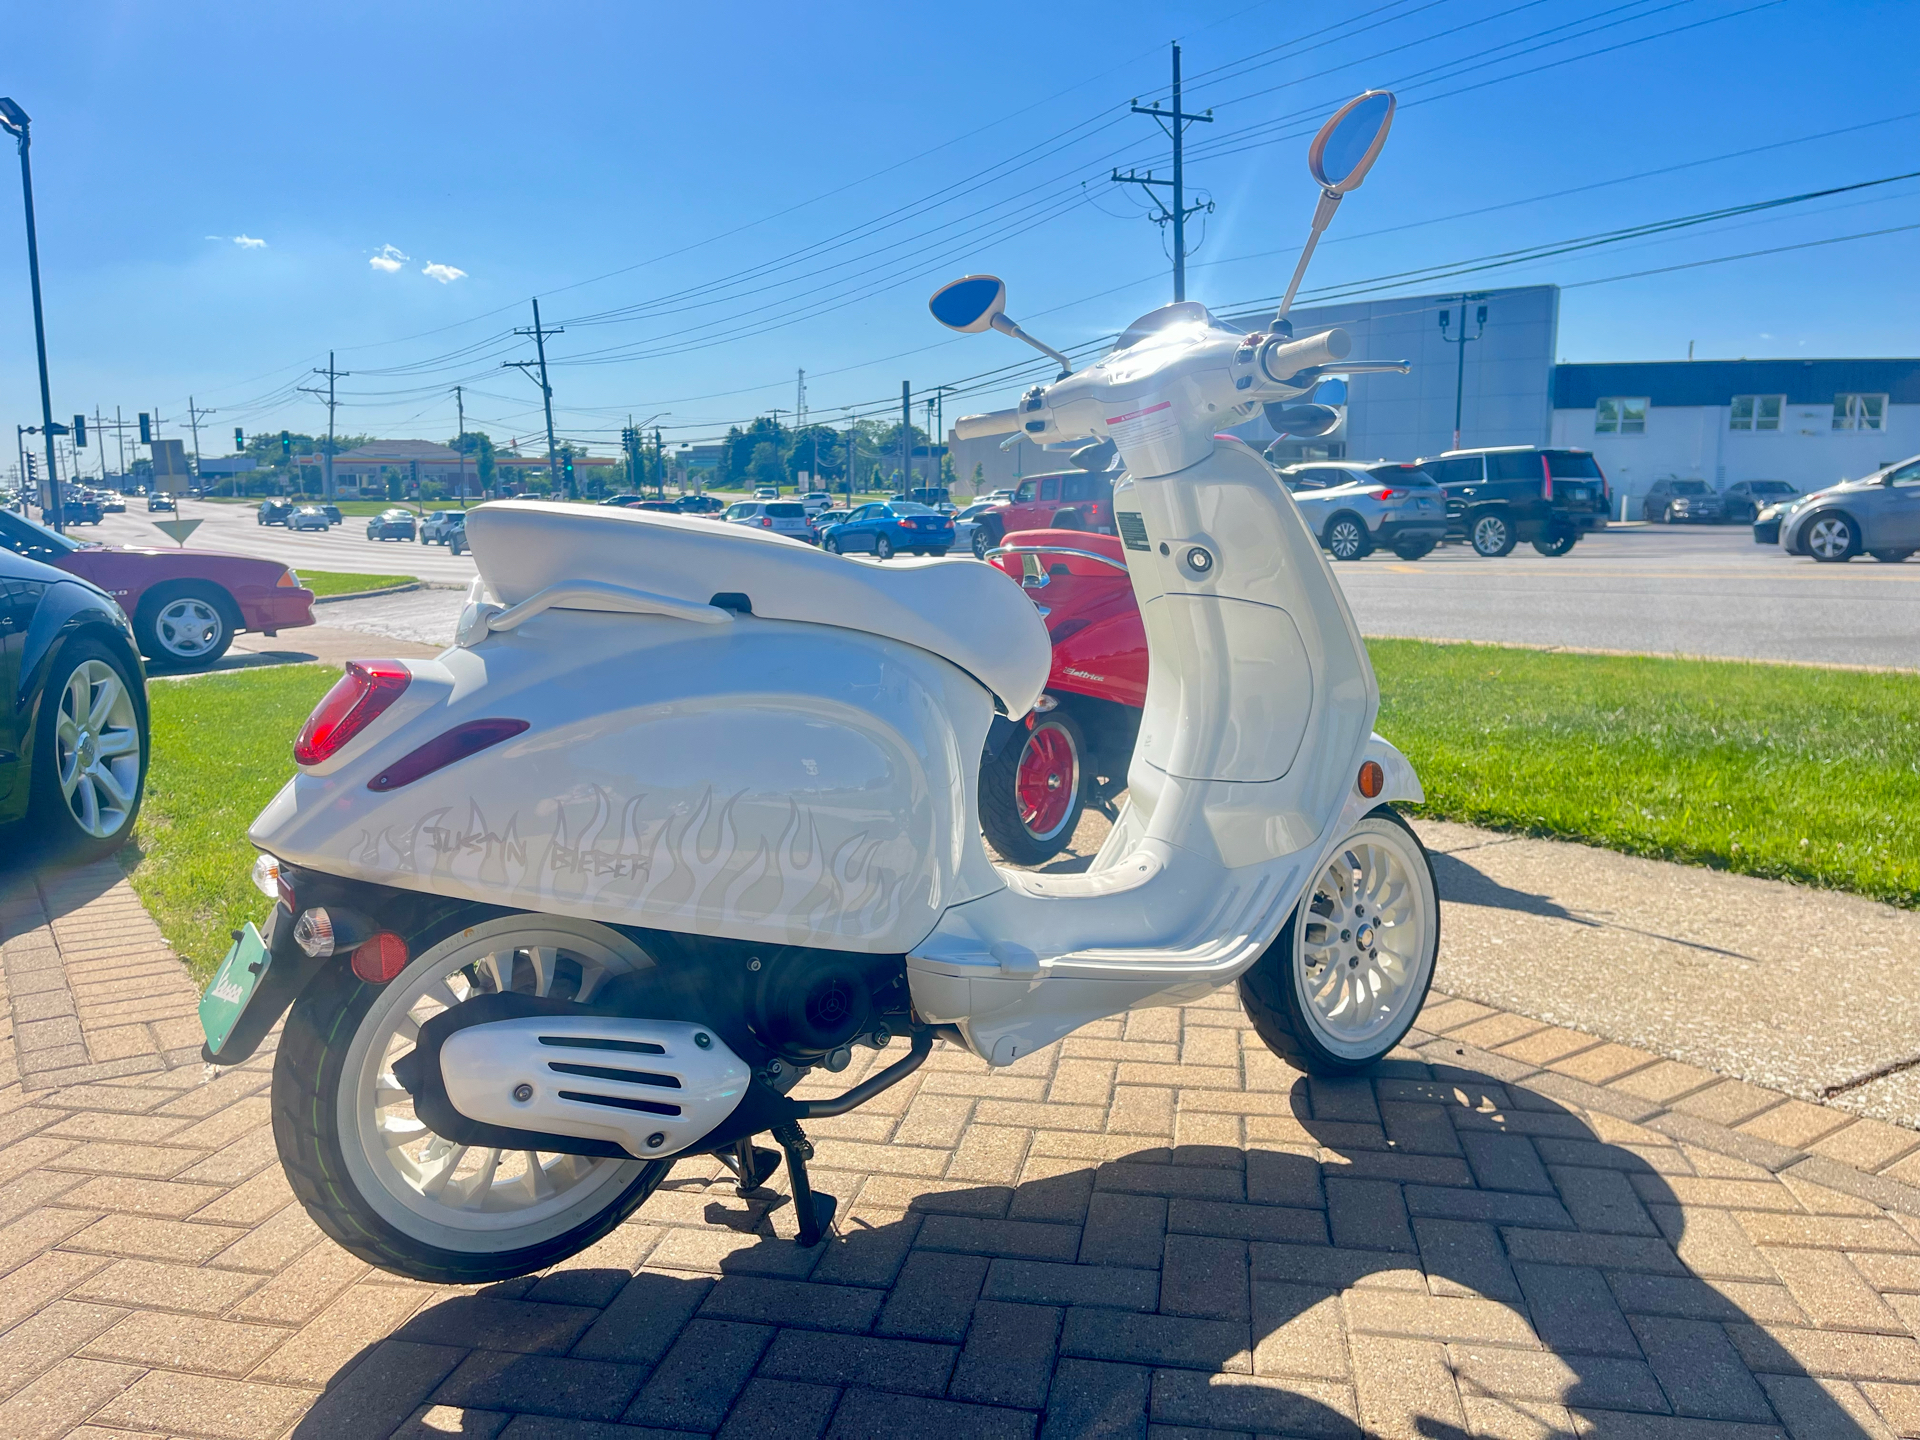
[435,1010,751,1160]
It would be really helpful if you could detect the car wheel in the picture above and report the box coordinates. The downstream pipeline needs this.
[450,533,467,556]
[1469,511,1517,558]
[823,536,840,554]
[29,638,147,860]
[978,711,1088,865]
[1324,514,1372,561]
[971,530,989,559]
[1238,809,1438,1075]
[874,535,893,560]
[1390,537,1436,561]
[1806,513,1859,563]
[1869,549,1913,563]
[134,583,236,670]
[1531,525,1577,558]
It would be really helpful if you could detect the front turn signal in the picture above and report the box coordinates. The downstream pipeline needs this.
[1357,760,1384,798]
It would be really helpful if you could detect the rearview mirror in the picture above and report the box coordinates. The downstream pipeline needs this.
[928,275,1008,333]
[1308,90,1395,195]
[1263,402,1342,439]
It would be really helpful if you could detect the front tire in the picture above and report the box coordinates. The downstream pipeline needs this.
[1870,549,1913,563]
[134,583,235,670]
[978,712,1087,865]
[272,910,673,1283]
[1239,809,1438,1075]
[1469,511,1517,557]
[1324,514,1372,561]
[971,529,990,559]
[824,536,841,554]
[1806,513,1859,562]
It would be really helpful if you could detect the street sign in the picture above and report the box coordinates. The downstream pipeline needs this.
[151,439,191,494]
[150,518,203,547]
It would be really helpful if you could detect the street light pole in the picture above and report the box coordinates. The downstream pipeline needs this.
[1438,296,1488,451]
[1,98,64,532]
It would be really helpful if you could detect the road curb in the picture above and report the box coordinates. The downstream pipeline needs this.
[313,582,421,604]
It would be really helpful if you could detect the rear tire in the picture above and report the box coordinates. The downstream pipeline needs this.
[1324,514,1372,561]
[1239,809,1438,1075]
[1469,512,1517,558]
[28,638,146,861]
[979,712,1088,866]
[134,582,236,671]
[272,910,674,1283]
[1531,526,1576,558]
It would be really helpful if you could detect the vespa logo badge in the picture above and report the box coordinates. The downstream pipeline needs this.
[209,978,247,1005]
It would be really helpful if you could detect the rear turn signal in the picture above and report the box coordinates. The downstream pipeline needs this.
[276,569,300,588]
[294,661,411,766]
[1357,760,1384,798]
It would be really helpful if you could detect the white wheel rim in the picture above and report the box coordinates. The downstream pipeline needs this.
[1810,518,1848,558]
[1474,517,1506,551]
[155,598,224,658]
[1292,821,1436,1059]
[337,916,650,1253]
[55,659,141,838]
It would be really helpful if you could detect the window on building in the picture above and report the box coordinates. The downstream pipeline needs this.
[1832,394,1886,431]
[1595,397,1647,434]
[1729,395,1783,431]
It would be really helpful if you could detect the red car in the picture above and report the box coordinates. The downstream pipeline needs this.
[968,467,1118,554]
[979,528,1145,863]
[0,510,315,671]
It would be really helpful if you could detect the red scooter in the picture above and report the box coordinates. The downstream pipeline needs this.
[977,527,1146,863]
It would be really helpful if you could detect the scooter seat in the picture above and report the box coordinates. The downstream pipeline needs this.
[463,501,1052,714]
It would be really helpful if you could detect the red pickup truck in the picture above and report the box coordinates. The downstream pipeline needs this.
[0,510,315,670]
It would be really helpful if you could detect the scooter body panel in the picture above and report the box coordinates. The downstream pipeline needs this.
[250,609,1006,954]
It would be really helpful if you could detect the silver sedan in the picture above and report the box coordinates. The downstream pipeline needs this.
[1778,454,1920,562]
[1274,460,1450,561]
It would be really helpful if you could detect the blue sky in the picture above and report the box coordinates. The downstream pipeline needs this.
[3,0,1917,466]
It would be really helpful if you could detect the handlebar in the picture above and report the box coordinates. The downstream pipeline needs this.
[1259,328,1351,384]
[952,408,1021,440]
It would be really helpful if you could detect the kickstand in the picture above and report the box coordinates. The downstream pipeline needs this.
[771,1120,836,1246]
[711,1138,782,1197]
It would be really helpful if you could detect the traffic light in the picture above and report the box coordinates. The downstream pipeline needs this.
[235,427,244,451]
[562,453,575,490]
[73,415,86,447]
[138,412,152,444]
[280,431,291,461]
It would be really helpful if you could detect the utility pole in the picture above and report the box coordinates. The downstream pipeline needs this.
[114,405,126,478]
[454,384,468,501]
[655,426,664,499]
[93,406,106,482]
[299,354,349,500]
[1111,43,1214,302]
[1438,296,1488,451]
[900,382,911,491]
[1,99,65,531]
[845,416,857,500]
[185,396,213,485]
[505,299,565,498]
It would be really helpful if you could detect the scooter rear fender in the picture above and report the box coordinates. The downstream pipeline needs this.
[250,610,1007,955]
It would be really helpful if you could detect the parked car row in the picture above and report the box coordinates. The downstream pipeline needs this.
[1638,476,1800,525]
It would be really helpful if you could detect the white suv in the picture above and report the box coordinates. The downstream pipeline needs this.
[723,500,814,542]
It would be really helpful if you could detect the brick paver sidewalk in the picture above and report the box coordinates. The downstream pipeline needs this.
[3,862,1920,1438]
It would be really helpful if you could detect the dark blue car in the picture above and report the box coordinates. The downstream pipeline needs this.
[820,500,955,558]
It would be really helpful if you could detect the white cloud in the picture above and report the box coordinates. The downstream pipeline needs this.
[232,234,267,249]
[421,261,467,284]
[369,243,408,273]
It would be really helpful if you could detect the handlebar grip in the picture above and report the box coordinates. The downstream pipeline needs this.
[1259,328,1351,382]
[952,408,1021,440]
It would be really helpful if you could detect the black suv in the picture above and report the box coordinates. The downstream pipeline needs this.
[1417,447,1610,557]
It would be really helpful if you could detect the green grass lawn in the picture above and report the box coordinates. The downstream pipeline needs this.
[127,639,1919,985]
[1373,639,1920,908]
[298,570,416,598]
[125,666,339,984]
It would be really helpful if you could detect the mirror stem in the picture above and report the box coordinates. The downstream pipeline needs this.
[1273,189,1342,326]
[989,313,1074,376]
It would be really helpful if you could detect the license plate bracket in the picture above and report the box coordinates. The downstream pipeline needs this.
[200,922,271,1059]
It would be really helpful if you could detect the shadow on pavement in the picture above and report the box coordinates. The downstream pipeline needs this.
[292,1065,1874,1437]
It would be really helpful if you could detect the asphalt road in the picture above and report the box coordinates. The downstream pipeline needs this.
[85,505,1920,668]
[1334,522,1920,670]
[90,501,481,583]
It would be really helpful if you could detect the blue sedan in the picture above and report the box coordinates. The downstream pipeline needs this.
[820,501,955,559]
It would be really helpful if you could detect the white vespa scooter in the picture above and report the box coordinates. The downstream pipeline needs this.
[201,90,1438,1282]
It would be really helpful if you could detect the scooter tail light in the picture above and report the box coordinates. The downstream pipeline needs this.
[351,933,410,984]
[367,718,530,792]
[294,661,411,766]
[292,906,337,958]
